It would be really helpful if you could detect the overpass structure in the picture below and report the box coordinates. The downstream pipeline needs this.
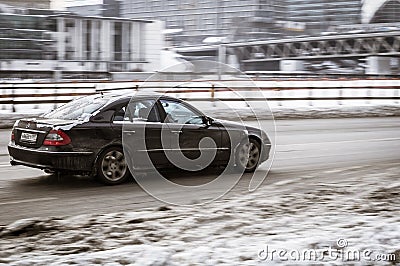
[362,0,400,23]
[175,31,400,75]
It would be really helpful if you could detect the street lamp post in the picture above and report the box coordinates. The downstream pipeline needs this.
[217,42,226,80]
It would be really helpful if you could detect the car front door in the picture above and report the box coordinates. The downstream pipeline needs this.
[159,98,223,171]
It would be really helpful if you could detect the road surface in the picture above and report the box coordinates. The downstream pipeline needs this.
[0,117,399,225]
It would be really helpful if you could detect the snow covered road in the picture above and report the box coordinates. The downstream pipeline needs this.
[0,162,399,265]
[0,117,399,265]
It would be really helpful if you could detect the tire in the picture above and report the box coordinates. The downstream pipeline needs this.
[235,138,261,173]
[96,147,130,185]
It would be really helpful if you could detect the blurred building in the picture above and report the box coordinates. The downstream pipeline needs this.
[0,11,55,62]
[120,0,274,44]
[120,0,361,45]
[0,7,164,79]
[0,0,51,9]
[282,0,361,33]
[67,0,121,17]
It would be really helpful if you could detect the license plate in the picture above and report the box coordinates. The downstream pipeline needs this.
[20,132,37,143]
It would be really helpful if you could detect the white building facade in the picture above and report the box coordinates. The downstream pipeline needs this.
[0,9,165,79]
[53,14,164,73]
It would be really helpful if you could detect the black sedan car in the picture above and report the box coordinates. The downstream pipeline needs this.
[8,92,271,185]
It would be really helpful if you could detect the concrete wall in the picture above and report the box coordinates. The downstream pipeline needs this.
[142,20,165,72]
[280,60,305,72]
[0,60,111,72]
[365,56,392,75]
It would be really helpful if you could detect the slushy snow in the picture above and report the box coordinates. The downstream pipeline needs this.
[0,163,399,265]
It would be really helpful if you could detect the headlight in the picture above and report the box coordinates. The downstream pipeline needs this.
[261,131,271,144]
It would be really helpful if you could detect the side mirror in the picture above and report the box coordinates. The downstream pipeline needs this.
[202,116,214,126]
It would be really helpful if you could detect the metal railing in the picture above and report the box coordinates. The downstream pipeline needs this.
[0,81,399,112]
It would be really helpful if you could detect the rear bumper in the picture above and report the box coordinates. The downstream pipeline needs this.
[8,143,95,172]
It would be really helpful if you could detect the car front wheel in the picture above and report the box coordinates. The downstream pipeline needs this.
[236,138,261,173]
[96,147,130,185]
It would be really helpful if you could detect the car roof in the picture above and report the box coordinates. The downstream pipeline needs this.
[99,90,161,99]
[91,90,206,117]
[96,90,185,108]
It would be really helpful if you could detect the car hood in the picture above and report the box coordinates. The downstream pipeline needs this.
[213,118,260,132]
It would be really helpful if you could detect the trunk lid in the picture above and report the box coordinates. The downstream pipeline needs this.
[13,118,76,148]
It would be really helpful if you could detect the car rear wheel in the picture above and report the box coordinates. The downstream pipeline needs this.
[236,138,261,173]
[96,147,130,185]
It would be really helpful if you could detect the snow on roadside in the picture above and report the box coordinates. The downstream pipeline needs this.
[0,163,399,265]
[204,104,400,121]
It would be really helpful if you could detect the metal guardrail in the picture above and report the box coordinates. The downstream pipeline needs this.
[0,83,399,112]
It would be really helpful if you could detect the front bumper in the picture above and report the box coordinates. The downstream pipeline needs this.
[261,143,272,162]
[8,143,95,172]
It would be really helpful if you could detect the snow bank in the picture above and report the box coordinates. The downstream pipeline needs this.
[199,104,400,121]
[0,163,399,265]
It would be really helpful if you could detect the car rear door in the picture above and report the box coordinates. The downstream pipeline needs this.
[112,98,169,170]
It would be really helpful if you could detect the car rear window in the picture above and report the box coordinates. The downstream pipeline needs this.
[43,95,110,120]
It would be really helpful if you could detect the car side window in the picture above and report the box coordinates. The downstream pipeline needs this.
[160,99,203,125]
[113,106,127,121]
[113,99,160,122]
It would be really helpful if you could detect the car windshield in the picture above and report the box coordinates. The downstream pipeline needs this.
[42,95,109,120]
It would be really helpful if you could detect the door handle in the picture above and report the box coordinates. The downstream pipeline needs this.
[125,130,136,135]
[171,130,182,134]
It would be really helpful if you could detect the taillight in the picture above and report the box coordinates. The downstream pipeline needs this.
[11,131,15,141]
[43,130,71,146]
